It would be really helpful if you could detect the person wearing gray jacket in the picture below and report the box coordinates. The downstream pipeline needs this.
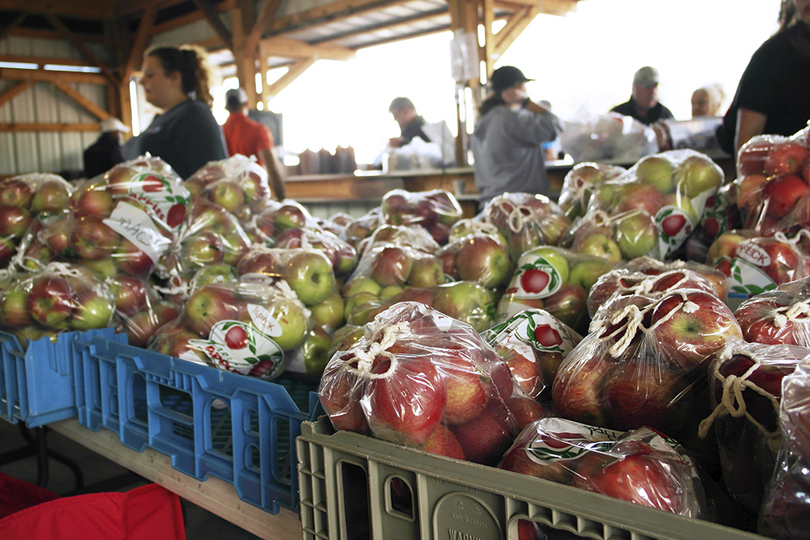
[471,66,562,209]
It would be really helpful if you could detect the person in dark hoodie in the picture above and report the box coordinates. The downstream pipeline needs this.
[470,66,562,209]
[83,117,129,178]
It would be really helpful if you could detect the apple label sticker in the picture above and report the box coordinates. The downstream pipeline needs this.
[103,201,172,263]
[509,252,563,300]
[525,418,620,463]
[656,206,694,259]
[116,171,190,231]
[190,319,284,378]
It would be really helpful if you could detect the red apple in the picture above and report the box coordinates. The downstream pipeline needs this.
[764,141,810,176]
[365,356,446,446]
[30,179,71,214]
[455,235,511,288]
[109,275,149,316]
[72,185,114,217]
[615,182,665,216]
[762,175,808,218]
[552,355,612,426]
[0,205,32,238]
[184,285,242,337]
[371,246,413,287]
[418,423,465,460]
[738,138,773,176]
[0,178,33,207]
[70,215,121,261]
[181,231,225,267]
[440,351,488,425]
[26,274,77,327]
[450,401,514,465]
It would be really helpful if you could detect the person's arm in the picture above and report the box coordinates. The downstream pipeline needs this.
[735,107,767,154]
[259,147,285,201]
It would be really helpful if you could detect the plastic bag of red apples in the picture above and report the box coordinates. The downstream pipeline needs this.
[498,417,706,518]
[378,188,463,245]
[552,285,742,468]
[706,228,810,295]
[698,339,806,514]
[184,154,273,221]
[149,276,311,381]
[477,192,572,262]
[0,262,115,345]
[0,173,72,268]
[319,302,549,465]
[25,157,189,279]
[735,130,810,235]
[556,161,626,221]
[759,357,810,539]
[734,277,810,346]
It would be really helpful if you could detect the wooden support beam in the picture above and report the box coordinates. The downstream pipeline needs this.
[0,81,32,108]
[247,0,281,54]
[0,68,107,86]
[43,13,119,88]
[482,0,496,73]
[0,2,115,19]
[260,38,354,61]
[122,3,158,82]
[266,59,315,98]
[315,10,445,46]
[0,122,100,132]
[267,0,413,33]
[494,5,538,57]
[51,79,111,121]
[191,0,233,51]
[0,12,27,44]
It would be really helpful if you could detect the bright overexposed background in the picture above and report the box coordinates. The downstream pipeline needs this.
[216,0,783,166]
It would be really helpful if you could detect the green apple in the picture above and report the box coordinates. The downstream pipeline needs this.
[568,258,615,291]
[341,276,382,298]
[82,257,119,280]
[310,290,345,331]
[379,285,404,300]
[527,246,570,284]
[343,291,380,321]
[265,297,310,351]
[286,325,334,382]
[72,291,115,330]
[576,233,622,265]
[282,250,335,306]
[635,154,675,194]
[615,212,658,259]
[407,256,444,288]
[0,286,31,327]
[674,154,723,198]
[432,281,496,332]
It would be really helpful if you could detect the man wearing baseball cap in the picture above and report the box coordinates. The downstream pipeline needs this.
[222,87,285,201]
[610,66,674,126]
[83,117,130,178]
[471,65,562,208]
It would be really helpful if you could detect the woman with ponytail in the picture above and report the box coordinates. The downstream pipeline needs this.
[124,44,227,179]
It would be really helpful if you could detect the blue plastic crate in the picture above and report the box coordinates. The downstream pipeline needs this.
[0,328,122,428]
[75,336,317,514]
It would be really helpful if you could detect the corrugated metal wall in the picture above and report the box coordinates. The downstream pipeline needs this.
[0,35,111,177]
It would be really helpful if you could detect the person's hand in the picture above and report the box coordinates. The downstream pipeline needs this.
[388,137,403,148]
[502,86,529,106]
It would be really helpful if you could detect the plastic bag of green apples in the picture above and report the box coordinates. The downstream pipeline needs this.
[0,262,115,346]
[0,173,73,269]
[318,301,549,465]
[495,245,615,334]
[564,149,725,263]
[149,275,311,381]
[556,161,626,221]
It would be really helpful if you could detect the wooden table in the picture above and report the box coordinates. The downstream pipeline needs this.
[48,418,302,540]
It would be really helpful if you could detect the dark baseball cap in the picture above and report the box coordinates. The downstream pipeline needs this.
[490,66,533,92]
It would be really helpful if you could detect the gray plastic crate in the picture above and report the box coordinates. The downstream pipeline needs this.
[296,416,769,540]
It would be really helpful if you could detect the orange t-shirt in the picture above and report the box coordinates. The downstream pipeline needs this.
[222,112,274,165]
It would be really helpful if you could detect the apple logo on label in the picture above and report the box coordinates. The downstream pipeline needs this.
[534,324,563,348]
[224,325,249,349]
[520,269,550,293]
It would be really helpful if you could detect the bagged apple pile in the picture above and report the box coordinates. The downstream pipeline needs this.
[759,357,810,539]
[155,198,252,298]
[696,182,742,246]
[499,417,706,518]
[0,173,73,268]
[319,301,548,465]
[586,257,729,319]
[272,225,358,280]
[552,287,742,467]
[734,284,810,346]
[378,188,462,245]
[483,309,582,399]
[559,209,659,265]
[478,192,572,261]
[557,161,626,220]
[735,133,810,235]
[185,154,273,221]
[585,149,725,261]
[108,274,180,348]
[0,262,115,344]
[496,245,614,333]
[250,199,313,243]
[341,281,497,332]
[149,276,311,381]
[436,231,512,289]
[30,157,190,280]
[706,229,810,296]
[698,339,806,513]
